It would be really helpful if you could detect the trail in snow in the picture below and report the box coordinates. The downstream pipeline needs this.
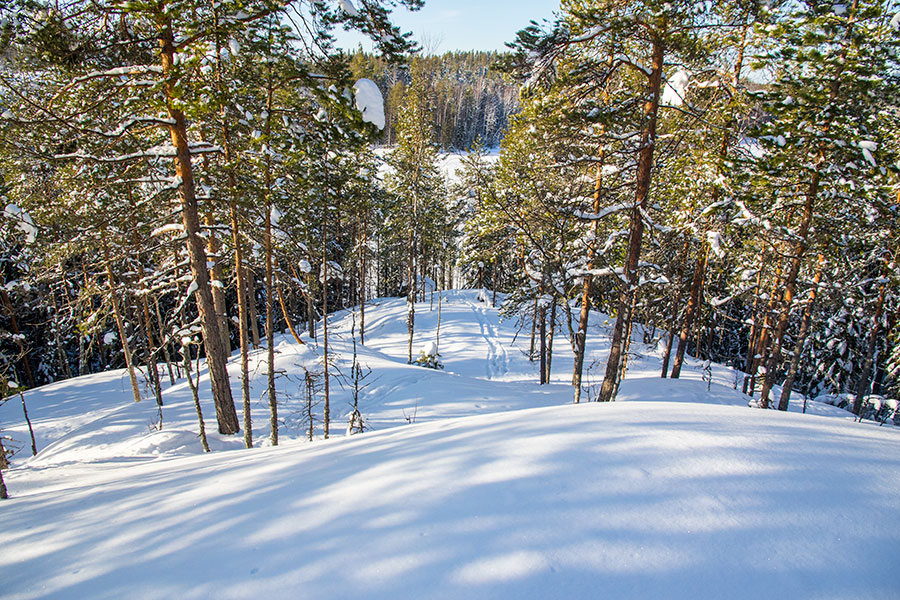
[467,295,509,380]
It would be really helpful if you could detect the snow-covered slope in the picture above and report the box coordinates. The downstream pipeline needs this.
[1,289,898,599]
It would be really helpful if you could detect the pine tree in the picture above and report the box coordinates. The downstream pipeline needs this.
[743,0,900,409]
[386,60,447,363]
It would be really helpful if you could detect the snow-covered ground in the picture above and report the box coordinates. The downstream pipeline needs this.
[375,147,500,186]
[2,290,899,599]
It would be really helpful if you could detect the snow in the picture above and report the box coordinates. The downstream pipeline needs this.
[71,65,163,86]
[374,148,500,186]
[859,140,878,167]
[150,223,184,237]
[706,230,725,259]
[339,0,359,17]
[574,202,631,221]
[353,78,386,130]
[891,11,900,32]
[662,69,690,106]
[3,203,37,243]
[1,290,898,599]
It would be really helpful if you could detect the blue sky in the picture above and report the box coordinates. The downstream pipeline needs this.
[334,1,562,53]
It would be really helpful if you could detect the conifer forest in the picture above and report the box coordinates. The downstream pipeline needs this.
[0,1,899,597]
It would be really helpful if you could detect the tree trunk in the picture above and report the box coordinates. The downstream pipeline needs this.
[159,22,238,434]
[742,266,765,392]
[18,389,37,456]
[139,296,164,407]
[263,82,278,447]
[573,161,604,402]
[322,205,331,440]
[153,297,178,384]
[205,214,232,356]
[539,300,547,385]
[406,229,416,364]
[671,245,708,379]
[759,170,819,409]
[615,290,639,398]
[852,269,888,415]
[49,288,73,379]
[545,295,557,383]
[778,254,824,411]
[0,434,8,499]
[492,261,498,307]
[277,278,304,345]
[231,206,253,449]
[359,214,367,344]
[0,288,36,388]
[436,288,443,354]
[598,35,665,402]
[660,285,682,378]
[105,263,142,404]
[747,268,782,396]
[264,198,278,446]
[183,345,210,453]
[246,267,262,349]
[129,237,165,406]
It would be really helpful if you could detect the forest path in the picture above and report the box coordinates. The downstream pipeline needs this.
[467,295,509,380]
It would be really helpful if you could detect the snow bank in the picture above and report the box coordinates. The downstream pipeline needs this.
[2,289,898,599]
[2,402,899,599]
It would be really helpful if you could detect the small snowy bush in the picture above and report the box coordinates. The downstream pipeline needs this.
[413,342,443,370]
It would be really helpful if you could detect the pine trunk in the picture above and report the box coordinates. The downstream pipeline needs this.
[359,215,367,344]
[246,268,262,349]
[183,347,210,453]
[742,267,765,392]
[598,36,665,402]
[265,198,278,446]
[406,230,416,364]
[132,243,164,407]
[546,295,557,383]
[539,301,547,385]
[670,246,708,379]
[778,254,824,411]
[0,434,8,499]
[747,269,782,396]
[205,215,232,356]
[263,84,278,447]
[322,213,331,440]
[232,206,252,449]
[0,288,36,388]
[759,170,819,409]
[154,297,178,384]
[160,22,238,434]
[139,296,164,407]
[852,275,888,415]
[105,263,142,404]
[573,162,604,402]
[529,295,538,361]
[49,289,73,379]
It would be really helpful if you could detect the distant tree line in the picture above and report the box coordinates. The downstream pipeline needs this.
[348,49,520,150]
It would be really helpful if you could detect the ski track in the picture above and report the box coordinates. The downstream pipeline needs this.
[468,297,509,380]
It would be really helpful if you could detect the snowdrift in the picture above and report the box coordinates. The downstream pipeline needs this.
[2,289,899,598]
[3,402,900,599]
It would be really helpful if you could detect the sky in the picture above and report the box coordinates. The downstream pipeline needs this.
[334,1,562,53]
